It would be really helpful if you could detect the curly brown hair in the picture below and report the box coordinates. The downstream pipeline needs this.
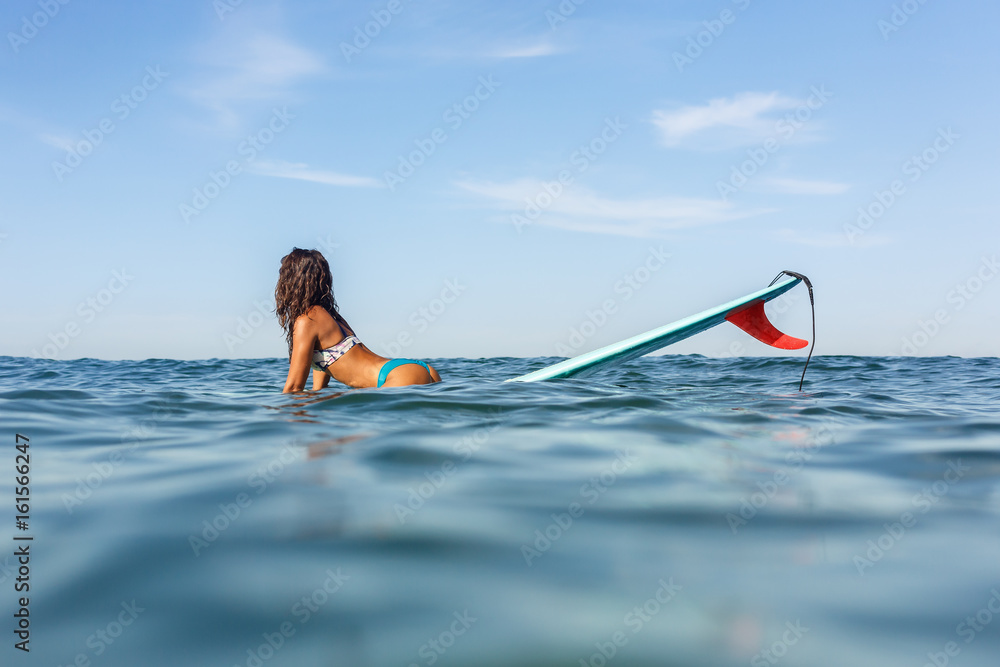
[274,248,352,354]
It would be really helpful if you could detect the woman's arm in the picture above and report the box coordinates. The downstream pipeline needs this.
[312,369,331,391]
[282,317,315,393]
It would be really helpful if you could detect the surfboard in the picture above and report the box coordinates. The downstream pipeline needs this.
[507,276,807,383]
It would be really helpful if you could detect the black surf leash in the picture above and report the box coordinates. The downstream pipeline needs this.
[768,270,815,392]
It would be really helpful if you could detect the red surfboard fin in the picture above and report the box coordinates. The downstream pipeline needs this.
[725,299,808,350]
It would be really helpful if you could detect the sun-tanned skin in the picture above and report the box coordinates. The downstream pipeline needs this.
[281,305,440,393]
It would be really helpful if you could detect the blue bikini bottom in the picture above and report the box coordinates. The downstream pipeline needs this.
[376,359,431,388]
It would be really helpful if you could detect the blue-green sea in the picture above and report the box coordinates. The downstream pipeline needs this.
[1,355,999,667]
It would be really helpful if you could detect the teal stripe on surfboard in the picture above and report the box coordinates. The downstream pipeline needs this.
[507,277,802,383]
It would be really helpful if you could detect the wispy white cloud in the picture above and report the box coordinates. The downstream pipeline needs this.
[0,104,76,152]
[489,40,560,58]
[773,228,891,248]
[248,160,383,188]
[38,133,75,152]
[763,178,850,195]
[416,35,564,61]
[180,16,325,130]
[651,92,804,148]
[457,179,769,237]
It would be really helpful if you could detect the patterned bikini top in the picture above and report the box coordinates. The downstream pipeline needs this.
[311,335,360,372]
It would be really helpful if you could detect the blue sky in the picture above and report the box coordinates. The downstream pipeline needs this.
[1,0,997,361]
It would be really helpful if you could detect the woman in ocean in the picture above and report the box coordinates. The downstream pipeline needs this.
[276,248,441,392]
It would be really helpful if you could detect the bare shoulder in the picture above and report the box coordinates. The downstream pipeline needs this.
[294,309,323,335]
[299,305,346,347]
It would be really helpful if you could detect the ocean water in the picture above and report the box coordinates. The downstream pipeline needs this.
[1,355,999,667]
